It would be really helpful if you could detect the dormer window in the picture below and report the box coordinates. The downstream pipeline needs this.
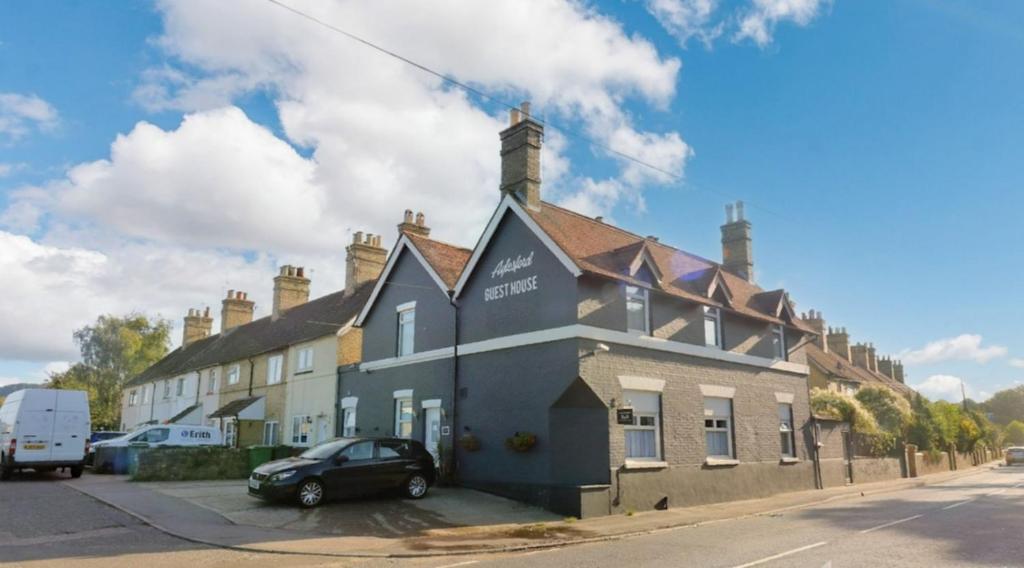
[704,306,722,348]
[772,324,787,360]
[626,286,649,334]
[397,302,416,356]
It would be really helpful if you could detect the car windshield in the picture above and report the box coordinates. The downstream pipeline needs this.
[299,439,356,460]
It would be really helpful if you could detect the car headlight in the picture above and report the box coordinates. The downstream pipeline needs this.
[269,470,296,482]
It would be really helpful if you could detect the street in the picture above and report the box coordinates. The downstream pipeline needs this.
[2,466,1023,567]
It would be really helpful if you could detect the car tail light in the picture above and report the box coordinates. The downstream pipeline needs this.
[8,438,14,460]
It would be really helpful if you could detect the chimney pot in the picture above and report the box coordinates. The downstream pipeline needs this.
[415,212,425,226]
[736,201,745,221]
[509,108,520,126]
[725,203,734,223]
[404,209,414,223]
[520,101,531,116]
[595,216,604,223]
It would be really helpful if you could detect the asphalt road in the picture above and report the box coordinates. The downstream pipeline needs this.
[411,465,1024,568]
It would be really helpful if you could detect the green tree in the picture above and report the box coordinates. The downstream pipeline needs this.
[986,386,1024,425]
[907,394,938,450]
[930,401,963,450]
[956,415,982,453]
[49,313,170,429]
[1005,421,1024,446]
[810,389,879,435]
[855,385,913,435]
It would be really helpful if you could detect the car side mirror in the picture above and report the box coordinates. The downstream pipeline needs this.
[334,455,349,465]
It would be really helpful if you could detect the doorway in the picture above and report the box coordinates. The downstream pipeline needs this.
[424,406,441,464]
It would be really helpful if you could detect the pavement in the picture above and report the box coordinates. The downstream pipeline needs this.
[59,461,1005,559]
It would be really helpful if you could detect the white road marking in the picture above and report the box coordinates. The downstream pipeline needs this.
[436,562,479,568]
[987,488,1007,496]
[730,541,828,568]
[859,514,923,534]
[942,500,972,510]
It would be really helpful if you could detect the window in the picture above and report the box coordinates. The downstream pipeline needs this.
[227,364,240,385]
[394,398,413,438]
[163,380,171,399]
[133,428,169,444]
[704,306,722,348]
[340,441,374,461]
[772,324,787,360]
[128,390,138,406]
[623,390,661,461]
[626,286,649,334]
[291,415,311,445]
[267,354,283,385]
[296,347,314,372]
[342,407,357,437]
[208,369,219,394]
[704,397,734,459]
[779,404,796,458]
[176,377,185,396]
[141,385,150,404]
[225,420,237,448]
[397,307,415,356]
[379,439,412,459]
[263,421,279,446]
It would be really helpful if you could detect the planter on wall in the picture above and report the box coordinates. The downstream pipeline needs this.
[505,431,537,453]
[458,433,481,452]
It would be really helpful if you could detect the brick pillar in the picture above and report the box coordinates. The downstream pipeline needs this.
[905,443,918,478]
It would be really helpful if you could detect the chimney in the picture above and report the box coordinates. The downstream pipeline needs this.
[182,307,213,346]
[802,309,828,352]
[397,209,431,238]
[827,327,851,361]
[866,343,878,373]
[850,342,870,370]
[345,231,387,295]
[893,360,905,384]
[499,101,542,211]
[272,265,311,319]
[721,201,754,282]
[221,290,255,332]
[878,356,895,380]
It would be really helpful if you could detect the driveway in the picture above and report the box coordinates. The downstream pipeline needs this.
[148,480,560,538]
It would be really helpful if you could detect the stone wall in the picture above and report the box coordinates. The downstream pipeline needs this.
[851,457,904,484]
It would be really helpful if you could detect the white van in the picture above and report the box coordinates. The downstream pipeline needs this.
[0,389,91,479]
[90,423,222,458]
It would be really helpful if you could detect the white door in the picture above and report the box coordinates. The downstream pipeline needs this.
[317,417,330,444]
[52,391,88,461]
[16,391,57,462]
[424,407,441,464]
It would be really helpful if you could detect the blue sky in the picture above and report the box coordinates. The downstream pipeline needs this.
[1,0,1021,401]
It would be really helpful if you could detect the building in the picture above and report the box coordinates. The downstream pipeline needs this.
[340,105,819,517]
[121,233,385,447]
[800,310,912,397]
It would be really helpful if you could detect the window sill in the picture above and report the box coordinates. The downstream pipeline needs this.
[623,460,669,470]
[294,370,313,375]
[704,457,740,467]
[780,457,800,464]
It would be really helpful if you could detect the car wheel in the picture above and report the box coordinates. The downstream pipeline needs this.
[297,478,325,508]
[404,473,429,499]
[70,466,83,479]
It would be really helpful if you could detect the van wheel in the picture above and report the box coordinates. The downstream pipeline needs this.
[297,478,325,508]
[70,466,83,479]
[404,473,429,499]
[0,458,10,481]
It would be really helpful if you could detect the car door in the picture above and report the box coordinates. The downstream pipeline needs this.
[324,440,378,496]
[378,440,416,488]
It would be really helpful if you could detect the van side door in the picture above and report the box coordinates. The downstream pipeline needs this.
[51,391,88,462]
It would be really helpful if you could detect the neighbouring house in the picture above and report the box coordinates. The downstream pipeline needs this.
[339,104,819,518]
[120,234,385,448]
[800,310,913,397]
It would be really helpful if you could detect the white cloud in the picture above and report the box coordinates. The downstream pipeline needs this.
[0,93,59,142]
[900,334,1007,365]
[913,374,972,403]
[645,0,723,46]
[1010,358,1024,368]
[646,0,826,48]
[735,0,827,47]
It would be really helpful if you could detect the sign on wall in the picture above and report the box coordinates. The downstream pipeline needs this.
[616,407,634,425]
[484,251,540,302]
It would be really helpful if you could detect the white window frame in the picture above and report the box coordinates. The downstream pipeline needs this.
[772,324,787,360]
[227,364,240,385]
[291,414,311,446]
[224,420,237,448]
[704,397,734,459]
[207,369,218,394]
[623,390,662,462]
[704,306,723,348]
[263,420,279,446]
[397,305,416,357]
[163,380,171,399]
[394,398,414,438]
[267,354,283,385]
[625,285,650,335]
[295,347,314,373]
[779,403,796,458]
[176,377,185,396]
[128,390,138,407]
[142,385,150,404]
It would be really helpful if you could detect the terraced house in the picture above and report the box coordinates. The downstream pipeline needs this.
[121,234,386,447]
[340,106,820,518]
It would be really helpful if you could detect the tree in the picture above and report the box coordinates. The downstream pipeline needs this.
[986,386,1024,425]
[907,394,938,450]
[810,388,879,435]
[49,313,170,429]
[956,415,982,453]
[855,385,913,435]
[930,401,963,450]
[1005,421,1024,446]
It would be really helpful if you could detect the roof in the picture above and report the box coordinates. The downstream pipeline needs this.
[523,200,813,332]
[127,281,375,388]
[166,404,201,424]
[404,232,472,289]
[209,396,262,419]
[805,342,914,396]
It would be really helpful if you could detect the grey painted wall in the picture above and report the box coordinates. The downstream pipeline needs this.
[458,211,577,344]
[361,249,455,362]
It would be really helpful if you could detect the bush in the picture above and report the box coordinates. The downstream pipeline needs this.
[505,431,538,452]
[907,394,938,450]
[810,389,879,435]
[1005,421,1024,446]
[855,386,912,435]
[132,446,250,481]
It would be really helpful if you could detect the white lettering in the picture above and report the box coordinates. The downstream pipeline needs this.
[491,251,535,279]
[484,275,539,302]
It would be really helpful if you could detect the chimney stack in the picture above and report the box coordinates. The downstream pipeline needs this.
[893,360,905,384]
[850,342,870,370]
[499,101,542,211]
[345,231,387,295]
[866,343,878,373]
[221,290,255,332]
[182,307,213,346]
[397,209,431,238]
[721,201,754,282]
[878,356,895,380]
[273,265,311,319]
[802,309,828,352]
[827,327,851,361]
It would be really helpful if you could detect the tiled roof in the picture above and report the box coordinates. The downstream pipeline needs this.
[806,343,914,396]
[405,232,472,289]
[126,281,375,388]
[525,201,813,332]
[209,396,262,419]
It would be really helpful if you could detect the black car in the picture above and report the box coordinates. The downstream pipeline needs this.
[248,437,436,507]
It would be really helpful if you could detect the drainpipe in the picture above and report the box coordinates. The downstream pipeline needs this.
[149,381,156,423]
[247,357,255,397]
[448,290,460,481]
[335,365,343,438]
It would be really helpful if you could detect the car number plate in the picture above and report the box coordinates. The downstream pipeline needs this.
[248,478,260,490]
[23,443,46,450]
